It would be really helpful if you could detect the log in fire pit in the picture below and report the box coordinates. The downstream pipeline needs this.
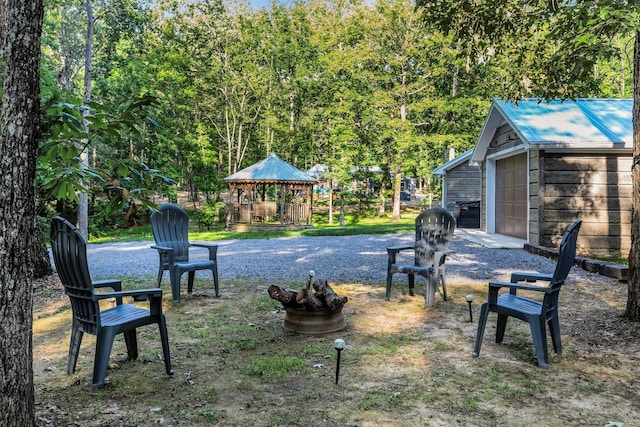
[268,271,348,335]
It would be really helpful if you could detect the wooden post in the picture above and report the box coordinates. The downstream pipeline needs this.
[307,184,313,225]
[280,184,286,224]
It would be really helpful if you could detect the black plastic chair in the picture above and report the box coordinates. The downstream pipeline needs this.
[50,216,174,388]
[386,207,456,305]
[151,203,219,302]
[472,219,582,368]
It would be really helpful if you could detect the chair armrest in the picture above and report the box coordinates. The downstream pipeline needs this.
[191,242,218,260]
[92,279,123,305]
[387,244,414,265]
[94,288,164,316]
[151,245,174,253]
[93,288,163,302]
[510,271,553,283]
[487,280,553,304]
[387,244,414,253]
[152,245,175,265]
[92,279,122,291]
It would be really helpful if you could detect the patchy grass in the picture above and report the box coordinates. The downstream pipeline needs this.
[34,273,640,426]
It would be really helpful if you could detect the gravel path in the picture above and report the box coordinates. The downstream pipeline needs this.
[84,233,618,287]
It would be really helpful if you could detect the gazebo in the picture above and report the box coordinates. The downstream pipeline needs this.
[224,152,318,230]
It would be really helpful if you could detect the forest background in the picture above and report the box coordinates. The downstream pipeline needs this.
[39,0,634,238]
[1,1,636,425]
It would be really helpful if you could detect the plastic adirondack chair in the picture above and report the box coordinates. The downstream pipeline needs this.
[386,207,456,306]
[472,219,582,368]
[50,216,174,389]
[151,203,219,302]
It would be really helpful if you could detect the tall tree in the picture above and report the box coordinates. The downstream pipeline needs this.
[77,0,95,240]
[417,0,640,318]
[630,29,640,320]
[0,0,44,424]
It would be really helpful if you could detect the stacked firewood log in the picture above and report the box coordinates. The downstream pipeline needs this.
[268,273,348,311]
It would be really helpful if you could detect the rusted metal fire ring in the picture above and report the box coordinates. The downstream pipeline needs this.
[282,306,346,335]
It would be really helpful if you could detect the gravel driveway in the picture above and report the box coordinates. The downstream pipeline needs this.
[84,233,617,288]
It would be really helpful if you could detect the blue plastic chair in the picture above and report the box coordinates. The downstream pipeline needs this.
[151,203,219,302]
[473,219,582,368]
[50,217,174,388]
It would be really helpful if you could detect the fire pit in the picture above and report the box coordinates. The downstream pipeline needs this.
[268,271,348,335]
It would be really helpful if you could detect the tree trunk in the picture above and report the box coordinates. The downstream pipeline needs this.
[391,65,409,222]
[626,29,640,321]
[0,0,6,58]
[77,0,94,241]
[0,1,43,425]
[391,166,402,221]
[33,221,53,278]
[329,170,334,225]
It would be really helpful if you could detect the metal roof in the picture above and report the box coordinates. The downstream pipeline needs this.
[471,98,633,163]
[224,152,318,183]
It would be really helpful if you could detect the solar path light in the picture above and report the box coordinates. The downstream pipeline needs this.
[466,294,474,323]
[333,338,345,384]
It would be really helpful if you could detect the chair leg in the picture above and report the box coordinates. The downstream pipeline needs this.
[67,325,84,375]
[187,271,195,294]
[408,274,415,296]
[169,267,181,303]
[472,302,489,357]
[123,329,139,360]
[548,315,562,355]
[530,316,549,368]
[496,314,509,343]
[158,315,174,376]
[386,272,393,300]
[92,329,117,389]
[439,273,447,301]
[156,264,165,287]
[424,271,436,306]
[213,265,220,298]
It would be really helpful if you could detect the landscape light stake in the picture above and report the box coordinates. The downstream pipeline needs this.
[466,294,474,323]
[333,338,345,384]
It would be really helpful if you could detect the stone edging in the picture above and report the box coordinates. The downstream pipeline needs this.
[524,243,629,282]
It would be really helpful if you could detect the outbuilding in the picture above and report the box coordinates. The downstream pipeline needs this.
[469,98,632,258]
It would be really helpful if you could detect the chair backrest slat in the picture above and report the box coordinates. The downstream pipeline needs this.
[50,217,101,334]
[414,207,455,267]
[151,203,191,262]
[551,219,582,286]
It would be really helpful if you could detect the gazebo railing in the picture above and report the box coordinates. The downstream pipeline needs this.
[226,202,311,225]
[284,203,311,224]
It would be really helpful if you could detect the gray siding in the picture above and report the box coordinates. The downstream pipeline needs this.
[444,163,481,207]
[540,153,631,258]
[529,149,540,245]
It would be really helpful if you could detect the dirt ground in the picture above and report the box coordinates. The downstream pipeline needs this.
[32,270,640,427]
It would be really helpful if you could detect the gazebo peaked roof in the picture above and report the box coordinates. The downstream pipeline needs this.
[224,152,317,184]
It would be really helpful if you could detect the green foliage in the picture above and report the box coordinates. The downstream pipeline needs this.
[39,0,635,235]
[194,201,228,230]
[101,160,175,224]
[417,0,637,100]
[39,66,175,227]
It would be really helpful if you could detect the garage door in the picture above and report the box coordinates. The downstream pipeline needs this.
[495,153,527,239]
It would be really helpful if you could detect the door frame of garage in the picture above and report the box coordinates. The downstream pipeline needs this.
[485,147,529,237]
